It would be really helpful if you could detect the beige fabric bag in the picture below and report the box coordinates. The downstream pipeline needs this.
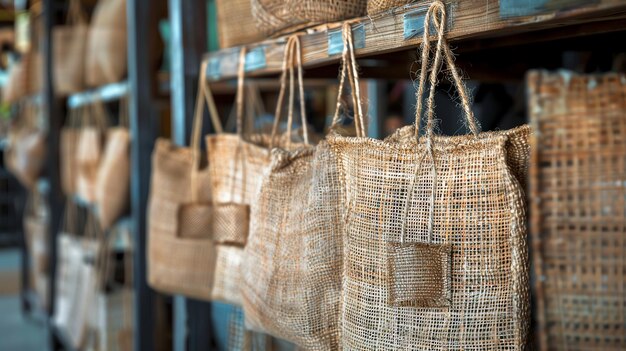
[60,107,82,195]
[76,101,108,203]
[53,0,88,95]
[328,3,530,349]
[5,103,46,189]
[147,61,217,300]
[85,0,127,86]
[95,100,130,229]
[23,188,49,308]
[241,35,345,350]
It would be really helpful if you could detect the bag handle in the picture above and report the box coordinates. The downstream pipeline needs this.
[414,0,479,141]
[270,35,310,149]
[331,23,367,137]
[119,97,130,129]
[66,0,87,25]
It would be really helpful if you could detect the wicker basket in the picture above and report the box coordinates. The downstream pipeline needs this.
[251,0,367,37]
[528,70,626,351]
[215,0,264,48]
[367,0,415,15]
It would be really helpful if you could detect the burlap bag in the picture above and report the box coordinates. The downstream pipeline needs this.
[251,0,366,36]
[528,71,626,350]
[2,50,42,103]
[328,3,530,349]
[76,100,108,203]
[23,188,49,308]
[5,103,46,189]
[147,61,217,300]
[241,35,345,350]
[95,100,130,229]
[206,48,281,306]
[61,108,82,195]
[85,0,127,87]
[53,0,88,95]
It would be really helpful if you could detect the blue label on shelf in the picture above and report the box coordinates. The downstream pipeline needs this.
[245,47,266,72]
[207,57,221,79]
[499,0,596,18]
[327,24,365,56]
[403,8,446,40]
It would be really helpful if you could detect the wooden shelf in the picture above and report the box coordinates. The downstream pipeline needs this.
[67,81,130,109]
[203,0,626,82]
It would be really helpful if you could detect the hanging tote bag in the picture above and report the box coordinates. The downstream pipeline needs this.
[23,188,50,308]
[85,0,127,87]
[76,99,108,203]
[61,107,82,195]
[53,0,88,95]
[5,102,46,189]
[328,2,531,349]
[95,99,131,229]
[528,71,626,350]
[242,34,351,350]
[147,61,217,300]
[207,48,298,305]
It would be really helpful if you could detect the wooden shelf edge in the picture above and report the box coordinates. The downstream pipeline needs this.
[203,0,626,82]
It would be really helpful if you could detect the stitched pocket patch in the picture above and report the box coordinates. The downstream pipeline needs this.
[387,242,451,307]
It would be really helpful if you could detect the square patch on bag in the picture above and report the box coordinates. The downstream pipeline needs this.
[387,242,451,307]
[212,203,249,245]
[178,203,213,239]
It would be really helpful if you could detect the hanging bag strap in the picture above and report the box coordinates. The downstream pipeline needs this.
[66,0,87,26]
[331,23,367,137]
[270,35,310,150]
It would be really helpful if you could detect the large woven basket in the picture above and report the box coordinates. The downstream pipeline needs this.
[367,0,415,15]
[528,70,626,351]
[215,0,264,48]
[251,0,367,37]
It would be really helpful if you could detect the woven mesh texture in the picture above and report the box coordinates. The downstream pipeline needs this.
[227,305,274,350]
[528,71,626,351]
[241,141,344,350]
[147,139,216,300]
[213,203,249,245]
[212,244,244,305]
[215,0,264,48]
[328,125,531,350]
[177,204,213,239]
[251,0,366,36]
[387,242,451,307]
[367,0,415,15]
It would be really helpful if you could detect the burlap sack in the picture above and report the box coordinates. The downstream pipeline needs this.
[3,50,42,103]
[5,103,46,189]
[147,61,217,300]
[85,0,127,87]
[367,0,415,15]
[76,101,108,203]
[241,35,343,349]
[23,189,49,308]
[328,3,530,349]
[61,108,82,195]
[95,101,131,229]
[53,0,88,95]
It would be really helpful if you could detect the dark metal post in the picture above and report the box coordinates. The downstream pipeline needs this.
[168,1,213,350]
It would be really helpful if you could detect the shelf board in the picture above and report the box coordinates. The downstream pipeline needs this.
[67,81,130,109]
[203,0,626,82]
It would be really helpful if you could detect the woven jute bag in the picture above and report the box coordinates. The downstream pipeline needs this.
[76,100,109,203]
[328,2,530,349]
[5,102,46,189]
[53,0,88,95]
[242,31,360,350]
[206,48,287,305]
[251,0,367,37]
[215,0,264,48]
[147,60,217,300]
[61,108,82,195]
[85,0,127,87]
[528,70,626,351]
[95,99,130,229]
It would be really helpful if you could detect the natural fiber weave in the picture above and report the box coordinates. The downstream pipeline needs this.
[241,35,343,350]
[329,3,530,349]
[215,0,264,48]
[251,0,366,36]
[53,0,87,95]
[95,127,130,229]
[528,70,626,351]
[367,0,415,15]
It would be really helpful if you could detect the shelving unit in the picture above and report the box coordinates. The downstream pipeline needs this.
[203,0,626,81]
